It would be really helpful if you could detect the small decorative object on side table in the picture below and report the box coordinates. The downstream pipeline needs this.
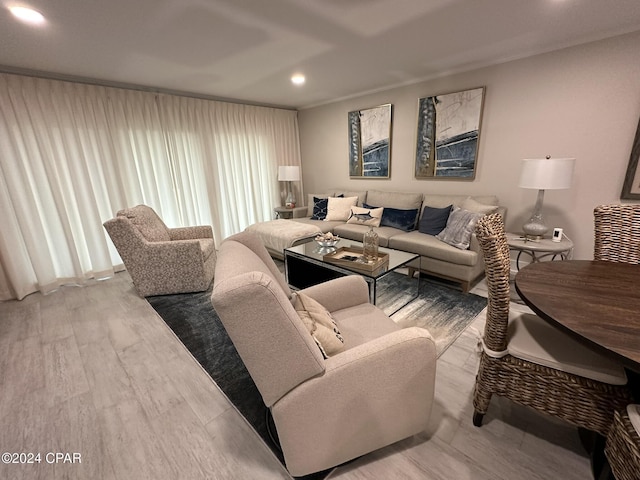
[506,231,574,270]
[274,206,308,219]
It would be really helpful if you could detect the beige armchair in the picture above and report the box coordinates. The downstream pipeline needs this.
[103,205,216,296]
[211,231,437,477]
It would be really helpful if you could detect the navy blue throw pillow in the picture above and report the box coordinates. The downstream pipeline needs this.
[364,203,419,232]
[418,205,452,236]
[311,197,329,220]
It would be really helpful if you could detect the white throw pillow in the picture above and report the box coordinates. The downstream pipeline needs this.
[325,196,358,221]
[346,206,384,227]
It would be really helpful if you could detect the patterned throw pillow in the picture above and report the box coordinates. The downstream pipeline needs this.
[436,207,483,250]
[310,197,329,220]
[293,292,344,358]
[346,206,384,227]
[418,205,452,236]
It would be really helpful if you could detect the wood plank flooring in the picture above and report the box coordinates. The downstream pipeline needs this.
[0,272,592,479]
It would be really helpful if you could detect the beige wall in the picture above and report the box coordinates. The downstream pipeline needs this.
[298,31,640,260]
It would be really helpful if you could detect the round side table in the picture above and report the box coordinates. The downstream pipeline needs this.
[506,232,574,270]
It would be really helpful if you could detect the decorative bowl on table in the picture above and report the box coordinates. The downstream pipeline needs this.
[314,234,340,252]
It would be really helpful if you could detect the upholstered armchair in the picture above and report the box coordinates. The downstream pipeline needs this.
[211,231,437,477]
[103,205,216,296]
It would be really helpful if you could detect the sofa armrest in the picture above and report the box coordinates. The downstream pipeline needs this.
[271,327,436,476]
[168,225,213,240]
[298,275,370,311]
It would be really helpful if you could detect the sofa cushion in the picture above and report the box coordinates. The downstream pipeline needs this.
[292,217,344,234]
[347,206,384,227]
[119,205,171,242]
[293,291,345,358]
[418,205,452,236]
[365,190,423,210]
[436,207,484,250]
[333,190,368,207]
[462,196,498,215]
[333,224,405,248]
[325,196,358,221]
[388,230,478,266]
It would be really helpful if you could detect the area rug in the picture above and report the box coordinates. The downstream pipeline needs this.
[147,272,485,478]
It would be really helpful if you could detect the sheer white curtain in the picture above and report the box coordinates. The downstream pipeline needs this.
[0,73,301,301]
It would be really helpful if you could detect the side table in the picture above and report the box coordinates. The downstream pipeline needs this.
[274,206,308,219]
[506,232,574,270]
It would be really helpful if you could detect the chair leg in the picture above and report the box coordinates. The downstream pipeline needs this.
[473,410,485,427]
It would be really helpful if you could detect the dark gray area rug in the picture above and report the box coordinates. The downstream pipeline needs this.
[147,272,485,478]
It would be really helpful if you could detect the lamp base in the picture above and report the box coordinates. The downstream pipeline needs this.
[522,189,548,241]
[285,190,296,209]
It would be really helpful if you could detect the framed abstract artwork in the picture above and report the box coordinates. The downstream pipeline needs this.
[415,87,485,180]
[621,115,640,199]
[348,103,392,178]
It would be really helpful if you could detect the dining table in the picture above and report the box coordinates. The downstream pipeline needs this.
[514,260,640,371]
[515,259,640,479]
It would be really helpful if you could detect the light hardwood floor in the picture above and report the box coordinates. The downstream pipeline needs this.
[0,272,591,480]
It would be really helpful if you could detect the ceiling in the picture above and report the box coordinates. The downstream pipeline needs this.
[2,0,640,110]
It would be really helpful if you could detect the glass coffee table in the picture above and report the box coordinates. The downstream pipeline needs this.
[284,240,420,316]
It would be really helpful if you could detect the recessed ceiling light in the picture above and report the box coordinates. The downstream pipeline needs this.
[291,74,305,86]
[9,6,45,25]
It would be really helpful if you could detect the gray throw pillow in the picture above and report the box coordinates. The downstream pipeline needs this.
[436,207,483,249]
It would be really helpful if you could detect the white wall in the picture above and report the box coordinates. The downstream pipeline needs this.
[298,31,640,260]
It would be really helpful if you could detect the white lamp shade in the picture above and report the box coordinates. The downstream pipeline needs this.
[518,157,575,190]
[278,165,300,182]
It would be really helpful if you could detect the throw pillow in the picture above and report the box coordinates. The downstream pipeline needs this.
[325,196,358,221]
[418,205,452,236]
[364,203,419,232]
[310,196,329,220]
[436,207,484,250]
[346,206,384,227]
[293,292,344,358]
[461,197,498,215]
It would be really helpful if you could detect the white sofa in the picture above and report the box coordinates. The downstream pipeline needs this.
[292,189,507,293]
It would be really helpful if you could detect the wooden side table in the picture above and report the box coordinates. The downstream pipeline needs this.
[506,232,574,270]
[274,206,308,219]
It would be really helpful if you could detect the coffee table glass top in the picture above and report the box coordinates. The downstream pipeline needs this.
[285,240,418,278]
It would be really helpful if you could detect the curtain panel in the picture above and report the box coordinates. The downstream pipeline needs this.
[0,73,301,301]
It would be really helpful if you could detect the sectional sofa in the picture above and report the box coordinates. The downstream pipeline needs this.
[291,189,507,293]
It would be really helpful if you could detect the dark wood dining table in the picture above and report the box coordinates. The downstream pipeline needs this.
[514,260,640,371]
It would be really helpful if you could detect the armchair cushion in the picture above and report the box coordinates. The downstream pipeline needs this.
[293,292,344,358]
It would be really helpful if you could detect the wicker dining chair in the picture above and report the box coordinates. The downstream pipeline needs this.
[594,204,640,263]
[605,405,640,480]
[472,213,633,436]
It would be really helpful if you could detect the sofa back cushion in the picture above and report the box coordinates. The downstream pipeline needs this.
[118,205,171,242]
[366,190,423,211]
[212,238,325,406]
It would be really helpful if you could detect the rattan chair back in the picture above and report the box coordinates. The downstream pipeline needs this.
[475,213,510,353]
[594,204,640,263]
[472,212,633,435]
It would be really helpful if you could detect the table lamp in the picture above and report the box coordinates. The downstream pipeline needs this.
[278,166,300,208]
[519,156,575,240]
